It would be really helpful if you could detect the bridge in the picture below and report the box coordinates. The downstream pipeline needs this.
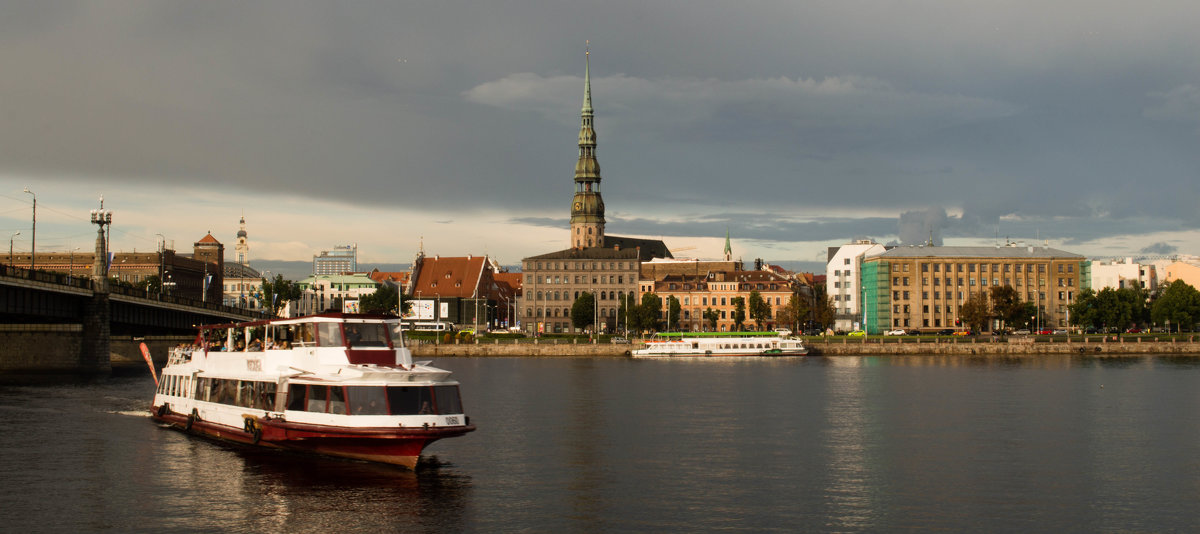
[1,264,262,380]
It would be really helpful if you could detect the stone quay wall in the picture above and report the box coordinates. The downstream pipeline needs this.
[0,324,92,377]
[412,336,1200,358]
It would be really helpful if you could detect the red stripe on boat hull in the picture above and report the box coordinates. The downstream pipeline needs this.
[151,407,474,469]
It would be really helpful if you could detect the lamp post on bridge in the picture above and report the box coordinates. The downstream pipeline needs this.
[155,233,165,298]
[9,231,19,267]
[22,187,34,270]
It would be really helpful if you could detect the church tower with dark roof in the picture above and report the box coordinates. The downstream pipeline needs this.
[570,45,605,249]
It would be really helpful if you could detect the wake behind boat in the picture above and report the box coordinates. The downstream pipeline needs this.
[149,313,474,469]
[632,332,809,358]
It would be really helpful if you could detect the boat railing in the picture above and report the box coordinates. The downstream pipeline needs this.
[166,346,194,366]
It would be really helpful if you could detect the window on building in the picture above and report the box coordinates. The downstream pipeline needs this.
[844,258,851,265]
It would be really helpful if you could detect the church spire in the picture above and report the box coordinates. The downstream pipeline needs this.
[570,43,605,249]
[582,41,593,114]
[724,229,732,261]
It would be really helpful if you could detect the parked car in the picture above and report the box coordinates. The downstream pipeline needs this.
[937,329,955,336]
[952,330,973,336]
[774,328,793,336]
[803,328,824,336]
[1052,329,1067,335]
[1013,329,1031,335]
[1084,327,1100,334]
[610,336,630,344]
[847,330,866,337]
[1125,327,1142,334]
[906,329,923,336]
[1036,329,1053,335]
[885,329,907,336]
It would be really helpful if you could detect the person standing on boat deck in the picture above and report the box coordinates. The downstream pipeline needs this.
[347,326,363,345]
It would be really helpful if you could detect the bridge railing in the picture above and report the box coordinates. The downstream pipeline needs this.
[2,263,262,318]
[109,284,265,317]
[0,263,94,290]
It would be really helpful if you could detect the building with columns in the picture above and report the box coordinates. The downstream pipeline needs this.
[520,48,671,335]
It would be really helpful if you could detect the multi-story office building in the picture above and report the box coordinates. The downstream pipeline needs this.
[859,245,1087,334]
[826,239,886,331]
[520,49,670,334]
[313,244,357,275]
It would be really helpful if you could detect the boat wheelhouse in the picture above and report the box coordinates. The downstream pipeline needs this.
[632,332,809,358]
[149,313,474,469]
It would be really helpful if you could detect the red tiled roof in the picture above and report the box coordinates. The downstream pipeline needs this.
[411,256,490,299]
[196,233,221,244]
[369,270,410,284]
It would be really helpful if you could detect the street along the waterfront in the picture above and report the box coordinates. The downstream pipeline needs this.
[1,355,1197,532]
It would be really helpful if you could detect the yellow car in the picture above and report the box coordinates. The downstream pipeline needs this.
[847,330,867,337]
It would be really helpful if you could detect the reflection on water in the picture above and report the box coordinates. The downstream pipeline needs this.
[821,358,877,531]
[3,356,1200,532]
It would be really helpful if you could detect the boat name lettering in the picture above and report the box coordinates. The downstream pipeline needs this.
[246,360,262,372]
[445,416,460,425]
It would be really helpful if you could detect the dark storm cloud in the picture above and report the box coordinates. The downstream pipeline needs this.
[3,1,1199,255]
[1140,242,1178,255]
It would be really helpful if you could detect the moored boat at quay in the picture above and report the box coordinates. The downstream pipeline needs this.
[149,313,474,469]
[633,332,809,358]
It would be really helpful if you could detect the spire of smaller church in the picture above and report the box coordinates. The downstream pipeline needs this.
[724,229,732,261]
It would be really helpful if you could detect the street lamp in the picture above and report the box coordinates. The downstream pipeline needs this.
[69,247,80,282]
[22,188,34,270]
[155,233,165,297]
[8,231,19,266]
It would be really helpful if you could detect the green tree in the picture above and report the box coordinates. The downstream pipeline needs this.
[260,274,302,316]
[1017,302,1038,329]
[989,286,1023,330]
[959,291,991,333]
[359,283,402,315]
[135,274,162,295]
[703,307,720,331]
[731,296,747,331]
[616,293,638,334]
[1151,280,1200,332]
[635,293,662,333]
[1068,288,1100,329]
[666,295,682,330]
[774,294,807,333]
[571,292,596,332]
[1094,288,1132,332]
[814,296,835,331]
[748,290,771,331]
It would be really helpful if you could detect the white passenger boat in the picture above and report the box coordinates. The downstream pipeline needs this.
[632,332,809,358]
[149,313,474,469]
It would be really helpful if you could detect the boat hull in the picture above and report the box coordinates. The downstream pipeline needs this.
[633,349,809,358]
[151,407,474,469]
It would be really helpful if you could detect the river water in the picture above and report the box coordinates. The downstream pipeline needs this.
[1,355,1198,532]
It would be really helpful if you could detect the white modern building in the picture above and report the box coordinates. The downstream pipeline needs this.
[1089,258,1157,292]
[826,239,887,332]
[313,244,358,275]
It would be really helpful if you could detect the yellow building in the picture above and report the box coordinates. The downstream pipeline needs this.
[860,245,1087,334]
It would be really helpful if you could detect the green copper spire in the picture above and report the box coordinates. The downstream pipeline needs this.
[724,229,732,260]
[582,41,593,113]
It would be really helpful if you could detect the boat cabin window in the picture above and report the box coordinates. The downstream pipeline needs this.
[328,386,347,415]
[433,386,463,415]
[345,323,389,348]
[387,386,435,415]
[306,385,328,412]
[317,323,343,347]
[347,386,388,415]
[285,384,462,415]
[296,324,316,347]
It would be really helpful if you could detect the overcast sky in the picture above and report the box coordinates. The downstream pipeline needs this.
[2,1,1199,270]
